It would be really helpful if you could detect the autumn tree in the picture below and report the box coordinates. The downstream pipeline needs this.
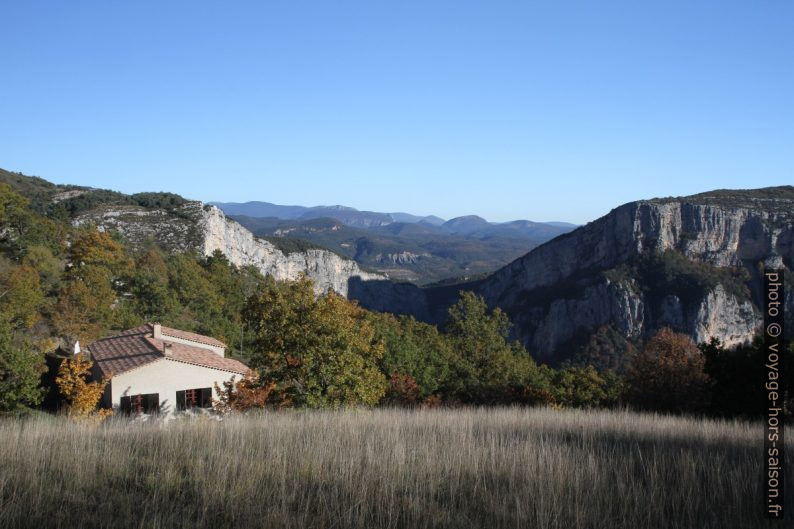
[53,268,116,343]
[383,372,421,407]
[55,353,111,420]
[53,229,131,343]
[213,371,278,414]
[66,228,131,273]
[626,327,710,413]
[245,275,386,408]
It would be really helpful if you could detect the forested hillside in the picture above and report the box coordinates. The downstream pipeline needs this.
[233,214,548,284]
[1,176,791,419]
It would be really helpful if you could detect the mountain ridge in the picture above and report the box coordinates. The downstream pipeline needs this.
[211,200,575,232]
[350,186,794,365]
[0,168,384,296]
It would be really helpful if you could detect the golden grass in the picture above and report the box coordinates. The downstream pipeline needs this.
[0,407,789,529]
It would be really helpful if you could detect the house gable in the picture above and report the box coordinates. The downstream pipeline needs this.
[87,323,249,414]
[110,358,245,414]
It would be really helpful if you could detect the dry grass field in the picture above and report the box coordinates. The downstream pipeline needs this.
[0,407,790,529]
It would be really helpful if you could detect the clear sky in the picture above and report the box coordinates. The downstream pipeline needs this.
[1,1,791,224]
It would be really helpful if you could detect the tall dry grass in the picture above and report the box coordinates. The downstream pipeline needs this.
[0,407,790,529]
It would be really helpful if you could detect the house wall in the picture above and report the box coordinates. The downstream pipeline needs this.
[109,359,242,414]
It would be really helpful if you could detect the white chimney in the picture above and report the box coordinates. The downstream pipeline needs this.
[152,323,162,340]
[73,340,81,355]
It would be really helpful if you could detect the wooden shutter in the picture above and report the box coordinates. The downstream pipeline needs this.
[120,396,131,414]
[200,387,213,408]
[144,393,160,414]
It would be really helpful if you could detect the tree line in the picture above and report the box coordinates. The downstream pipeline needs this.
[0,182,791,418]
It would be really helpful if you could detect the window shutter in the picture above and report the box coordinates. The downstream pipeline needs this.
[200,387,213,408]
[145,393,160,414]
[120,396,131,414]
[176,391,185,411]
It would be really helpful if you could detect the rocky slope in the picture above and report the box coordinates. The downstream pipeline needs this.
[352,187,794,365]
[74,201,384,295]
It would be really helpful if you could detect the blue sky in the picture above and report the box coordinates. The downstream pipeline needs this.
[1,1,791,224]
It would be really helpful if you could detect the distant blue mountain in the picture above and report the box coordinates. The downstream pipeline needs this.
[208,201,308,219]
[212,201,575,234]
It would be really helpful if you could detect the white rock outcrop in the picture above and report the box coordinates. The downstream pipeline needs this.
[75,202,384,296]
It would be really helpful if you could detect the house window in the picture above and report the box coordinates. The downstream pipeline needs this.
[119,393,160,415]
[176,387,213,411]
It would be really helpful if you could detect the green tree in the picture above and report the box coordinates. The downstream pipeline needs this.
[701,336,793,418]
[368,312,454,399]
[552,365,624,408]
[22,245,63,294]
[0,183,34,256]
[245,275,386,407]
[445,291,550,403]
[166,253,225,335]
[128,249,178,322]
[0,329,46,414]
[0,183,63,258]
[0,261,45,330]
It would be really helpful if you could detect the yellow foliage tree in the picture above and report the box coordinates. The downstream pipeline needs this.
[56,353,112,421]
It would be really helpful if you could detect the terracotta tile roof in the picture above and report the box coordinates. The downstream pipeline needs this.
[87,326,247,377]
[87,329,162,378]
[144,336,248,374]
[152,324,227,348]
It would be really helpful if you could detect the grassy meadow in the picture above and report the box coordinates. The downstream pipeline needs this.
[0,407,790,529]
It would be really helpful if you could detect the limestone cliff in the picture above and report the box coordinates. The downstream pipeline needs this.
[352,187,794,364]
[473,190,794,362]
[75,201,384,295]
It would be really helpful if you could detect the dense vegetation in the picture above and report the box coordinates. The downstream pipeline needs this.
[0,179,791,419]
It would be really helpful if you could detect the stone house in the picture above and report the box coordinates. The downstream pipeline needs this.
[86,323,249,414]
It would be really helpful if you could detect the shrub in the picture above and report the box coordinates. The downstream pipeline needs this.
[213,371,278,413]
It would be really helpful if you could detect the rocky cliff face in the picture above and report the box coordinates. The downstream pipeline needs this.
[75,202,384,296]
[481,190,794,362]
[352,187,794,364]
[483,196,793,305]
